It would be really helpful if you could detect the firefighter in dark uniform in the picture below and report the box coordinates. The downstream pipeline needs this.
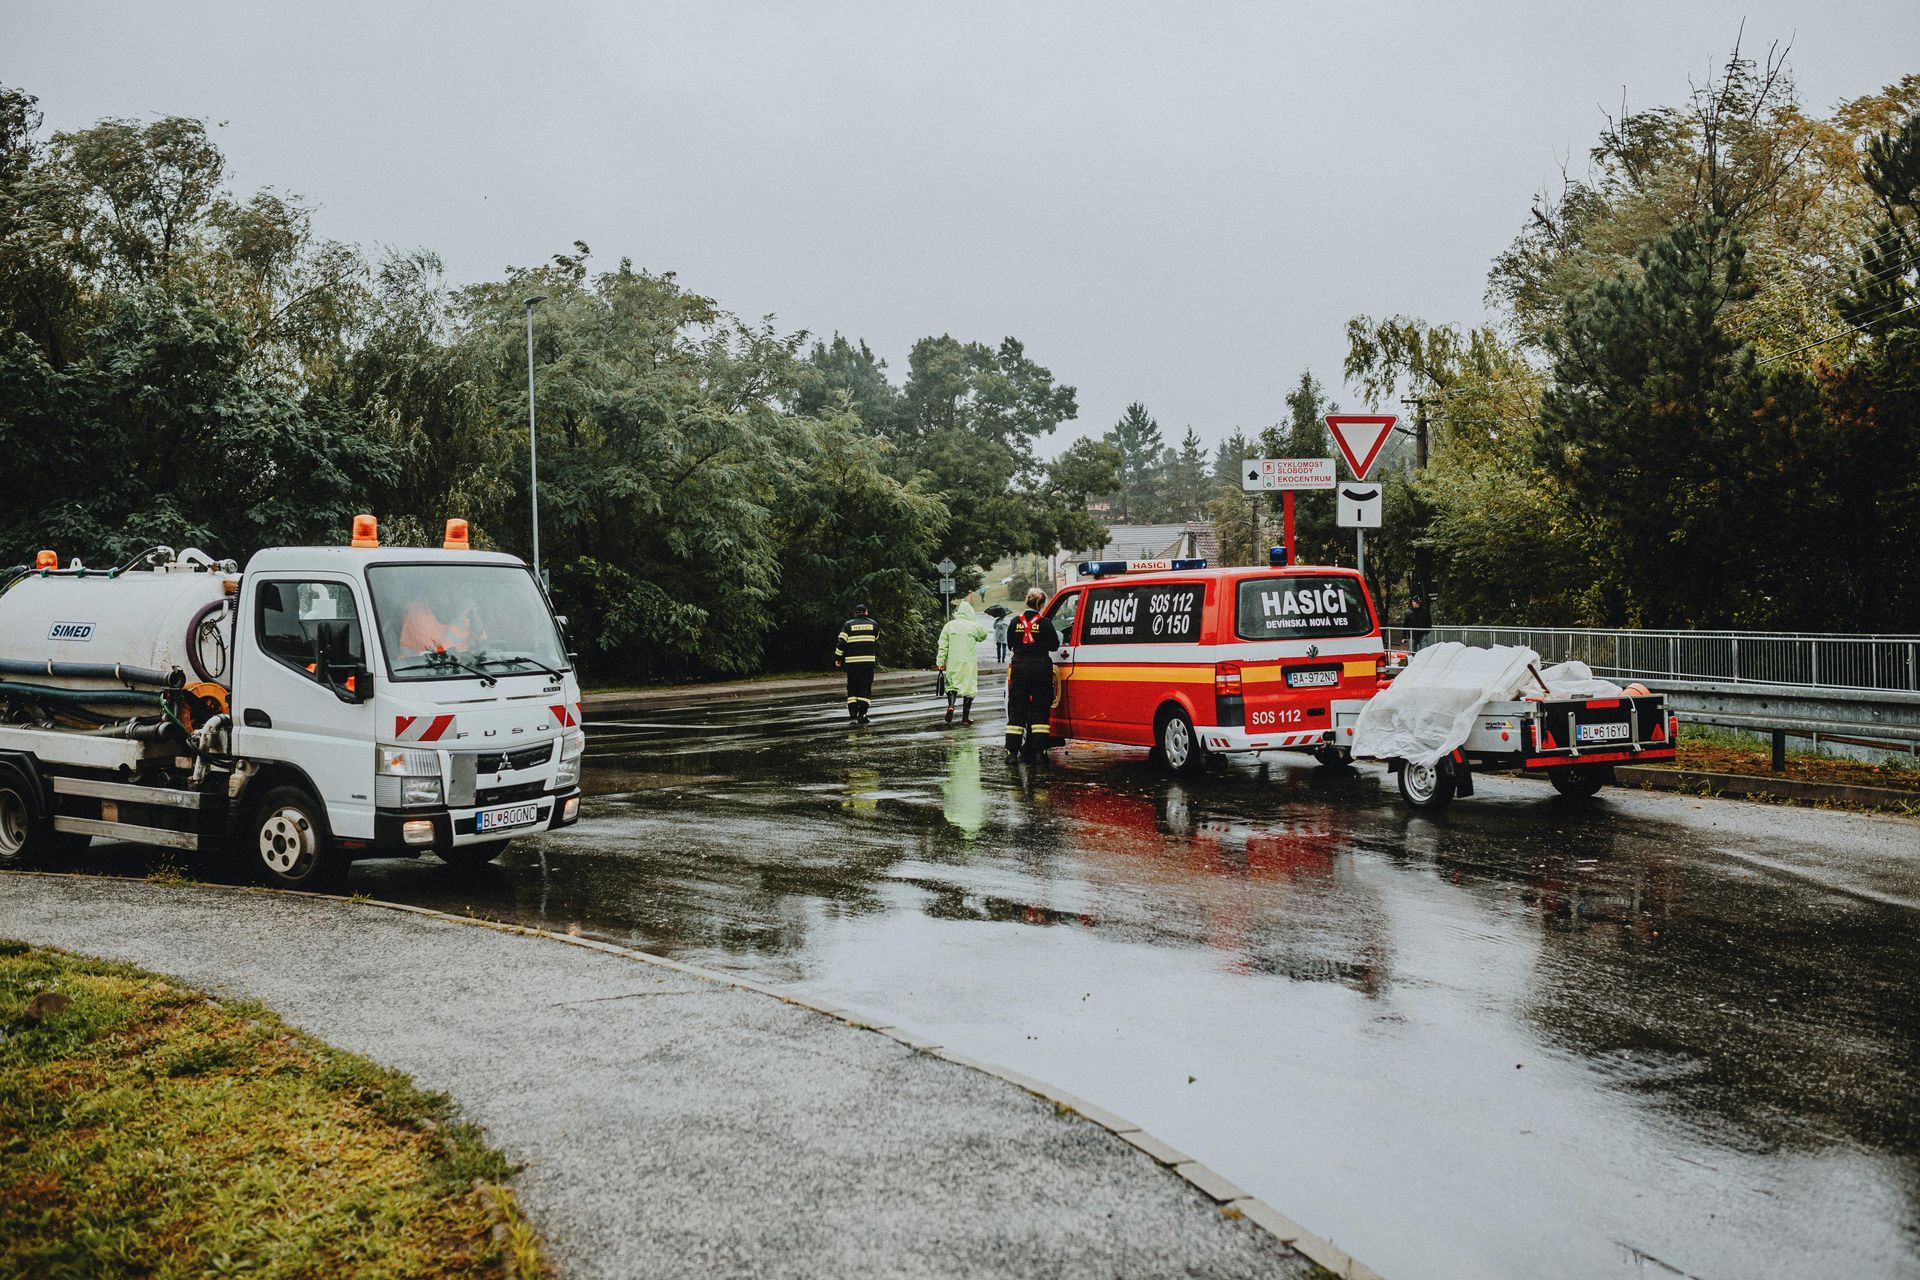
[1004,587,1059,760]
[835,604,878,722]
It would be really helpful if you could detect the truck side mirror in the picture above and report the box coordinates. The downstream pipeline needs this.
[314,621,372,705]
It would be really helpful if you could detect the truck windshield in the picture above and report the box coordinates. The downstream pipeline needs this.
[367,564,569,681]
[1235,574,1374,641]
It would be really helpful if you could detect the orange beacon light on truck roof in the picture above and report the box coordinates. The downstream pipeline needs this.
[34,549,57,571]
[443,518,470,550]
[350,514,379,548]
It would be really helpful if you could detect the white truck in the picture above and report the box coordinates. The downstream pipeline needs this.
[0,519,584,887]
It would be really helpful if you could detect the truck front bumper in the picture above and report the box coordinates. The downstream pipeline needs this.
[370,788,582,857]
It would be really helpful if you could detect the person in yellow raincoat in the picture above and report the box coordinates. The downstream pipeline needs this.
[935,600,989,725]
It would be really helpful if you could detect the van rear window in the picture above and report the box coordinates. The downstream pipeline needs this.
[1235,575,1373,640]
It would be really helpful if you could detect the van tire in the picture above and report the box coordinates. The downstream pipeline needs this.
[1156,706,1205,776]
[247,785,343,890]
[439,841,510,869]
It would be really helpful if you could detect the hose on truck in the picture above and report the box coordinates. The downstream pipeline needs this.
[0,679,164,707]
[0,659,177,688]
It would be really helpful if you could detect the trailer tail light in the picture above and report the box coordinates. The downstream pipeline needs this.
[443,518,470,550]
[1214,662,1242,697]
[350,514,379,548]
[34,549,56,571]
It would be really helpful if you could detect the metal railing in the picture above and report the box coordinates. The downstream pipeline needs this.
[1380,626,1920,693]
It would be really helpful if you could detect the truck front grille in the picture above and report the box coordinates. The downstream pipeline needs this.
[476,743,554,773]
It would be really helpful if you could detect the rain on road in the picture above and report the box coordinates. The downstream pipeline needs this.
[46,686,1920,1279]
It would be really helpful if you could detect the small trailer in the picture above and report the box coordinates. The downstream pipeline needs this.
[1389,689,1679,809]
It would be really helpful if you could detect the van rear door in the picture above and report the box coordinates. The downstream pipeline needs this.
[1232,574,1378,740]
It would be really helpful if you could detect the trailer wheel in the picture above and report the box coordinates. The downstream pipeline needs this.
[1156,707,1205,776]
[438,840,510,870]
[248,785,342,890]
[1550,766,1610,799]
[1396,758,1456,810]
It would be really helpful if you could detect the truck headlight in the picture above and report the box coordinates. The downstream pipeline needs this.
[376,747,443,808]
[553,731,584,788]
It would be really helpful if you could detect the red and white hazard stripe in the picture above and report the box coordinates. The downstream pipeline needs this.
[394,714,456,743]
[549,703,580,729]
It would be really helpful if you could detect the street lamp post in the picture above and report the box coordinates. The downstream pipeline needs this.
[523,294,548,590]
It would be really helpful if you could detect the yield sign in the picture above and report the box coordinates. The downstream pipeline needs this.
[1324,415,1397,481]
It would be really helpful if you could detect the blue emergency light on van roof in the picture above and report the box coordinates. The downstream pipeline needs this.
[1077,557,1208,578]
[1270,545,1287,566]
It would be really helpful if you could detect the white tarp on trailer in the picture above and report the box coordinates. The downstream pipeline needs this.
[1350,642,1540,767]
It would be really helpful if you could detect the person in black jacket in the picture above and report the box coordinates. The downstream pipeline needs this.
[1402,593,1432,651]
[835,604,878,722]
[1004,588,1059,760]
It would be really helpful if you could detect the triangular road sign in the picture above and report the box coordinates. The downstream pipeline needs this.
[1324,415,1397,481]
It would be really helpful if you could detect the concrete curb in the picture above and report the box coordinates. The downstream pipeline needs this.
[4,870,1382,1280]
[1616,765,1920,812]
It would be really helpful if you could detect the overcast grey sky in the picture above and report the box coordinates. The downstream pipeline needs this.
[6,2,1916,453]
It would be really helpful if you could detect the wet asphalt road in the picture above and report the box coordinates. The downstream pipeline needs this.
[42,686,1920,1279]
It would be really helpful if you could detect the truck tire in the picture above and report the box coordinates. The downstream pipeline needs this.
[438,840,510,870]
[247,785,343,890]
[1550,766,1610,799]
[0,763,37,870]
[1396,758,1456,810]
[1156,706,1205,776]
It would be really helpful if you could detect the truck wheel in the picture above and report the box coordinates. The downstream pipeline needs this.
[1157,707,1205,776]
[248,785,342,890]
[0,766,36,870]
[1550,766,1609,799]
[439,841,510,870]
[1397,758,1456,810]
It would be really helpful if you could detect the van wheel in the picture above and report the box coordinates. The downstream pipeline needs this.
[1550,766,1610,799]
[439,841,510,870]
[1157,707,1205,776]
[1396,758,1456,810]
[248,785,342,890]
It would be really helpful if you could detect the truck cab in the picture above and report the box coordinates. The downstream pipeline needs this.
[0,526,583,888]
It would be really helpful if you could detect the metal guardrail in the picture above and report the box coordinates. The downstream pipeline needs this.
[1382,626,1920,693]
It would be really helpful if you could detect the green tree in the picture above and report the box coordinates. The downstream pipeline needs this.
[1103,401,1164,521]
[1537,219,1821,626]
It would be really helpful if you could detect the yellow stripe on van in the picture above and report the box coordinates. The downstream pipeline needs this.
[1075,667,1205,687]
[1343,660,1376,677]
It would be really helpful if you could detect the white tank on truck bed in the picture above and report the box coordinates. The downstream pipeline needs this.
[0,549,236,690]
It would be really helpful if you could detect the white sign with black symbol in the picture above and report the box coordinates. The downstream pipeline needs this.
[938,577,956,594]
[1337,484,1382,528]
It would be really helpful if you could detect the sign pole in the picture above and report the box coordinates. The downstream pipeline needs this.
[1283,491,1296,566]
[1356,528,1366,581]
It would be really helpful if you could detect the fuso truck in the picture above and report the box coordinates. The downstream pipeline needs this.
[0,518,584,887]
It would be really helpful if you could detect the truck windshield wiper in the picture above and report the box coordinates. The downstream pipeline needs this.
[391,654,497,686]
[476,655,567,680]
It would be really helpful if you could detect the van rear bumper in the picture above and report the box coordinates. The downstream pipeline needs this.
[369,787,582,857]
[1196,701,1369,755]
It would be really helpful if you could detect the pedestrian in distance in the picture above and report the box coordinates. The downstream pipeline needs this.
[1402,593,1432,652]
[1004,588,1059,760]
[993,611,1010,663]
[835,604,878,722]
[936,601,989,725]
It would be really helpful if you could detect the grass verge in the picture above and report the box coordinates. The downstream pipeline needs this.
[0,940,546,1279]
[1656,724,1920,793]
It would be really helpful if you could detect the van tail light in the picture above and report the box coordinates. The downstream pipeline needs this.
[1214,662,1242,697]
[1378,650,1409,681]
